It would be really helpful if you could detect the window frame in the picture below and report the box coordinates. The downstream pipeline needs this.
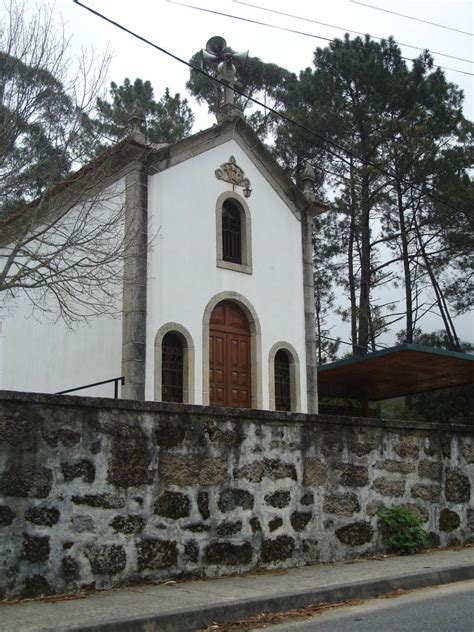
[268,342,301,412]
[216,191,252,275]
[154,323,195,404]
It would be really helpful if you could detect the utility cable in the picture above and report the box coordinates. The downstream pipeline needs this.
[72,0,471,219]
[349,0,473,37]
[167,0,473,77]
[72,0,353,177]
[233,0,473,64]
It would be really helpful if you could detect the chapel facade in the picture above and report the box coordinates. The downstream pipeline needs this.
[0,115,325,413]
[0,39,327,413]
[134,116,326,413]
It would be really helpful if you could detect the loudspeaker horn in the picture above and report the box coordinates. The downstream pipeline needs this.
[205,36,227,56]
[202,49,219,63]
[232,50,249,66]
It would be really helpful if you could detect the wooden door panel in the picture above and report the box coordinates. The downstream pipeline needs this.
[214,336,225,364]
[239,389,249,406]
[239,339,249,361]
[225,302,248,331]
[230,338,239,366]
[214,387,226,405]
[239,371,249,386]
[227,334,250,407]
[211,302,226,326]
[209,301,251,408]
[210,329,227,407]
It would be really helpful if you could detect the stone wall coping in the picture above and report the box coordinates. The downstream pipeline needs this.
[1,390,472,435]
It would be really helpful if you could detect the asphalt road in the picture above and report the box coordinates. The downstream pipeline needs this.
[265,580,474,631]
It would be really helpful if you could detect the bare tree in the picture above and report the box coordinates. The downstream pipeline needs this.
[0,1,146,326]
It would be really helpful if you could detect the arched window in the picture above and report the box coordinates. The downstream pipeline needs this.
[222,200,242,264]
[162,332,184,403]
[155,324,195,404]
[268,342,301,412]
[216,193,252,274]
[275,350,291,411]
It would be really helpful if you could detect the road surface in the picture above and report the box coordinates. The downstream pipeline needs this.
[265,579,474,631]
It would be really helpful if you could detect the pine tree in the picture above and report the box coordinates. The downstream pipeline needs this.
[95,78,194,146]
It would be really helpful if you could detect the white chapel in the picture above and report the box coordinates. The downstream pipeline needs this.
[0,41,327,413]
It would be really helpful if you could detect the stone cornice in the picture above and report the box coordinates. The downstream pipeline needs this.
[147,118,329,222]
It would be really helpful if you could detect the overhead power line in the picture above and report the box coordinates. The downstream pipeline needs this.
[349,1,474,37]
[72,0,470,220]
[167,0,473,77]
[233,0,473,64]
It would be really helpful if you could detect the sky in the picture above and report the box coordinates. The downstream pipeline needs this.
[15,0,474,346]
[58,0,473,123]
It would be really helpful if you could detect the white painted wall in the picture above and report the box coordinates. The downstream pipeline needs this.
[0,181,125,399]
[1,140,308,407]
[146,139,308,411]
[0,295,123,397]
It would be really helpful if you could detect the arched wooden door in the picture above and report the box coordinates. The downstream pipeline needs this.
[209,301,251,408]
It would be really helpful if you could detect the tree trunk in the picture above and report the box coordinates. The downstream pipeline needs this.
[348,158,358,354]
[414,218,461,351]
[357,169,371,355]
[397,183,413,343]
[367,303,377,351]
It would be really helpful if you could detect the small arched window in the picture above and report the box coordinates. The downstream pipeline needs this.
[162,332,184,403]
[216,193,252,275]
[222,199,242,264]
[275,349,291,411]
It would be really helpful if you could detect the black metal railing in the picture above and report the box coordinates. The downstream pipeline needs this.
[56,376,125,399]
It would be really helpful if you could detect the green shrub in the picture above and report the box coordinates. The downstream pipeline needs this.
[378,506,428,555]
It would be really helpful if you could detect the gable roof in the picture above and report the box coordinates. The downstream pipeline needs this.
[2,116,327,244]
[148,116,328,221]
[0,137,151,247]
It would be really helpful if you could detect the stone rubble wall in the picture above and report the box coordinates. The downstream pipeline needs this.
[0,391,472,599]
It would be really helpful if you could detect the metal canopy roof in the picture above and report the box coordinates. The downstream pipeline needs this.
[318,343,474,401]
